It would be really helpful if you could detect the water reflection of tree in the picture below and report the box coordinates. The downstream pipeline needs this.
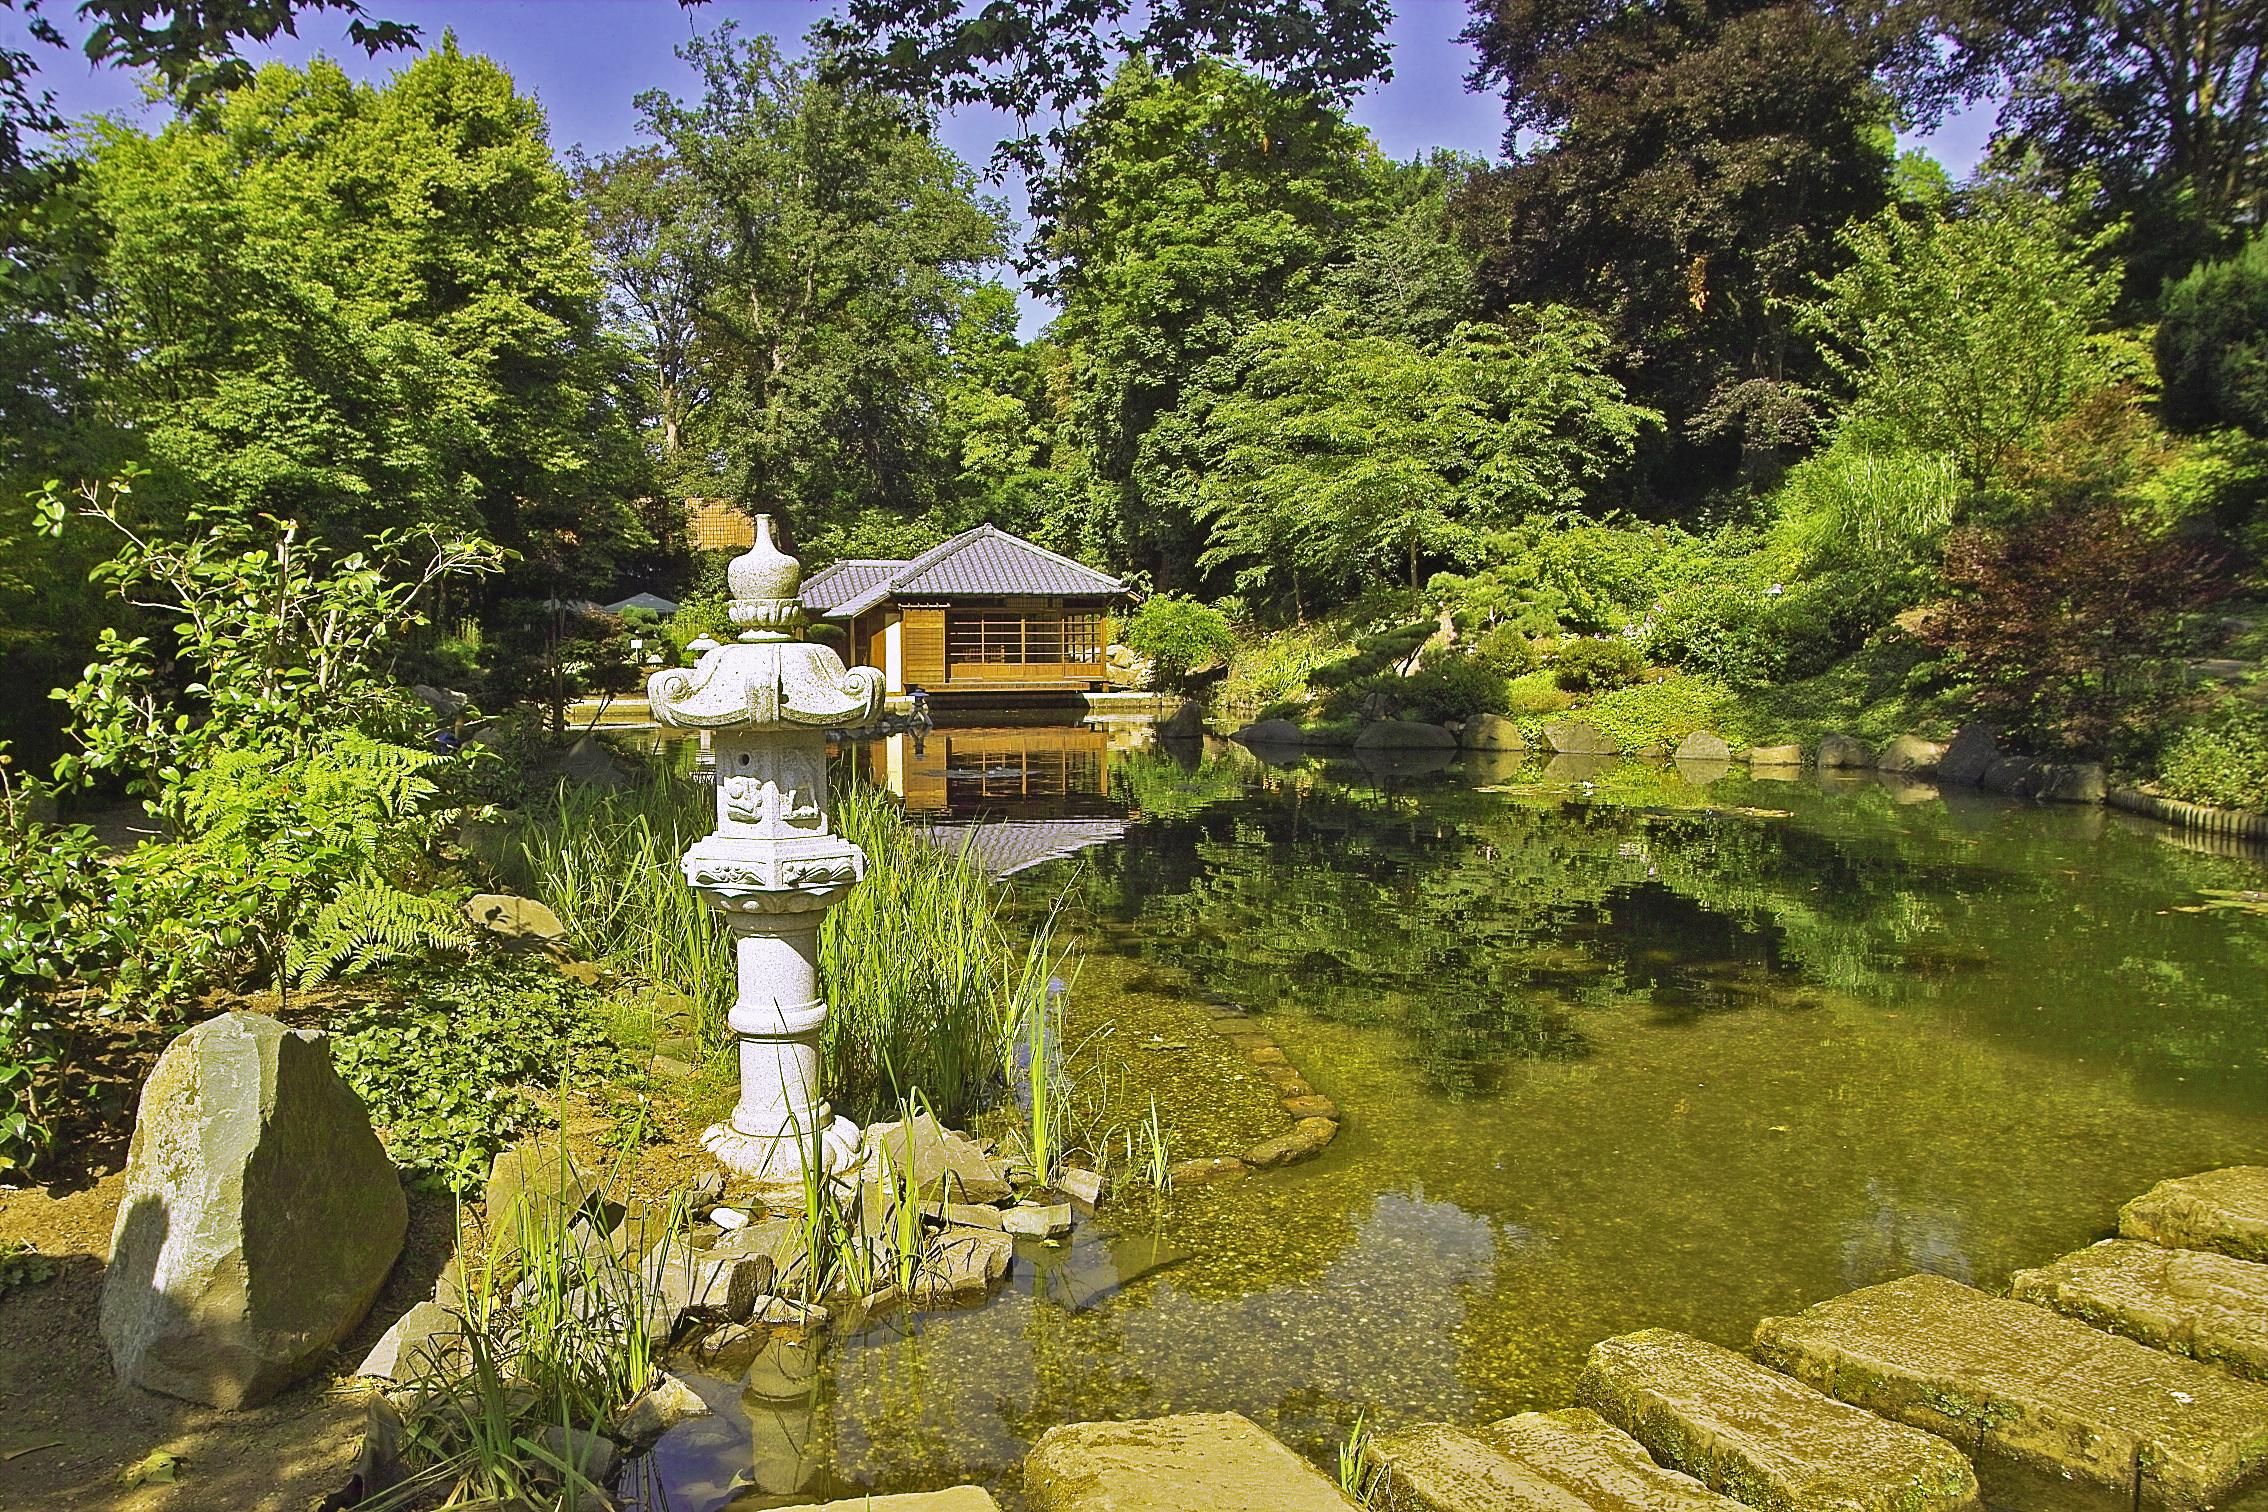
[1047,759,2268,1101]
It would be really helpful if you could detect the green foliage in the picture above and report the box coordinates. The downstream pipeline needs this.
[1805,178,2128,485]
[2159,234,2268,437]
[2156,700,2268,812]
[1217,621,1358,715]
[1504,669,1575,716]
[0,1240,56,1294]
[1474,624,1538,675]
[1390,651,1510,725]
[1576,674,1746,754]
[1122,595,1236,690]
[1176,309,1655,611]
[1552,637,1646,693]
[328,958,622,1193]
[1774,442,1965,575]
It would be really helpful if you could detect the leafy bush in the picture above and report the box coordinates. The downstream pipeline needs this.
[1309,621,1432,690]
[1505,669,1575,715]
[1578,674,1743,754]
[1124,594,1237,690]
[328,958,623,1193]
[1474,623,1537,674]
[1217,621,1356,712]
[1928,507,2224,754]
[1392,652,1510,724]
[2156,700,2268,811]
[2159,233,2268,437]
[1552,637,1646,692]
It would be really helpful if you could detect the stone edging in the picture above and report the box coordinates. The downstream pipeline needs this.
[1164,1005,1342,1187]
[2108,786,2268,841]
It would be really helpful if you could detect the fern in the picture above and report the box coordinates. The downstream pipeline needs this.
[289,868,474,986]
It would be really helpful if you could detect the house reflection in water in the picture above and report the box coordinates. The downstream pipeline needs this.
[855,723,1137,879]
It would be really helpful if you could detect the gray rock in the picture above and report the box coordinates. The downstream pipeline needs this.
[464,893,569,948]
[1936,725,2001,786]
[1543,720,1618,755]
[773,1491,1001,1512]
[910,1227,1014,1307]
[1746,743,1804,767]
[2011,1238,2268,1382]
[101,1012,407,1408]
[1232,718,1305,747]
[1980,755,2041,796]
[1579,1328,1979,1512]
[1157,701,1206,741]
[1753,1271,2268,1510]
[1817,733,1873,768]
[617,1370,711,1445]
[1352,720,1457,751]
[2033,761,2106,804]
[1876,735,1947,775]
[1673,730,1731,762]
[1025,1411,1360,1511]
[484,1135,596,1258]
[1368,1411,1743,1511]
[559,734,630,790]
[534,1423,618,1490]
[1003,1201,1073,1238]
[650,1246,771,1322]
[411,683,468,721]
[1057,1168,1104,1208]
[353,1300,462,1383]
[1460,714,1525,752]
[2121,1166,2268,1262]
[863,1112,1012,1204]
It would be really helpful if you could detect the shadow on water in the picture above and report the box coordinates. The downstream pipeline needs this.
[640,735,2268,1509]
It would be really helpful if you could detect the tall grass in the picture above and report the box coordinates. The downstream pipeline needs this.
[508,754,1063,1127]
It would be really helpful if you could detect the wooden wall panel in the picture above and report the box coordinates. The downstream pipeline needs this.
[901,607,946,688]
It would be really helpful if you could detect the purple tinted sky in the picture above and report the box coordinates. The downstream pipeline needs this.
[5,0,1996,333]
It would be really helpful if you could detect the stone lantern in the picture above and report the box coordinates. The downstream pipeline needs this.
[647,516,884,1183]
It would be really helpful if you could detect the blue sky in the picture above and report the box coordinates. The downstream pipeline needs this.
[7,0,1997,334]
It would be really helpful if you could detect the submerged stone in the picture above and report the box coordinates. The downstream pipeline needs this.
[1752,1271,2268,1510]
[1024,1411,1360,1511]
[773,1491,1001,1511]
[1241,1116,1338,1169]
[2120,1166,2268,1263]
[101,1011,407,1408]
[2011,1238,2268,1382]
[1875,735,1947,774]
[1577,1328,1980,1512]
[1168,1156,1250,1187]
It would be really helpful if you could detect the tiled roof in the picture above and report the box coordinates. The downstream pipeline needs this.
[801,526,1124,618]
[800,560,902,614]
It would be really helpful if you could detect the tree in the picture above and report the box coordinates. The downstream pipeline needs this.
[1178,309,1655,611]
[1957,0,2267,283]
[624,26,1009,546]
[2158,232,2268,436]
[1455,0,1905,496]
[1803,176,2126,486]
[1050,58,1408,583]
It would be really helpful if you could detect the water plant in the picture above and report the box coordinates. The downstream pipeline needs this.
[1336,1407,1374,1501]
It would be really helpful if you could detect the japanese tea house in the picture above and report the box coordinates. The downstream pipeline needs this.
[798,525,1127,697]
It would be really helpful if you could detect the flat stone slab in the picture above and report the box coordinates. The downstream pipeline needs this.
[2121,1167,2268,1263]
[774,1491,1001,1511]
[1752,1272,2268,1509]
[1369,1410,1747,1511]
[1577,1328,1980,1512]
[1025,1411,1360,1511]
[2011,1239,2268,1381]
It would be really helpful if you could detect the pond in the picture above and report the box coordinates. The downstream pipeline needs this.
[641,733,2268,1510]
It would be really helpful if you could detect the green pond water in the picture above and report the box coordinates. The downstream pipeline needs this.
[639,739,2268,1510]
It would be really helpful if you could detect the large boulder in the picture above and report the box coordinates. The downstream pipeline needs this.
[1746,743,1803,768]
[1936,726,2000,787]
[1025,1412,1360,1511]
[1817,734,1874,769]
[1544,720,1618,756]
[1157,701,1206,741]
[1232,719,1305,748]
[1353,720,1457,751]
[862,1112,1012,1204]
[102,1012,407,1407]
[1460,714,1525,752]
[464,893,567,949]
[2034,761,2107,804]
[1876,735,1947,775]
[1673,731,1731,763]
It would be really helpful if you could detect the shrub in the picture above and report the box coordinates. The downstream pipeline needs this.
[2159,233,2268,437]
[1123,595,1237,690]
[1927,506,2224,753]
[1553,637,1646,692]
[1217,621,1355,712]
[1505,669,1575,715]
[1475,623,1537,674]
[2156,700,2268,811]
[1578,674,1742,754]
[1393,652,1510,725]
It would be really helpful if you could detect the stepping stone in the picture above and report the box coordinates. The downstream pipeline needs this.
[774,1492,1001,1511]
[1367,1410,1744,1511]
[1025,1411,1360,1511]
[2012,1238,2268,1382]
[1577,1329,1980,1512]
[2121,1166,2268,1263]
[1752,1272,2268,1510]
